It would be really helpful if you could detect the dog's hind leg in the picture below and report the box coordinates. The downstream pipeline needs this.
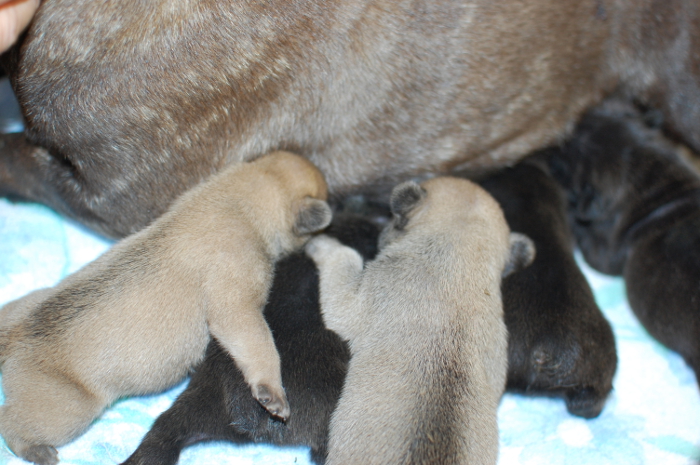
[0,132,170,238]
[0,363,105,465]
[0,133,121,236]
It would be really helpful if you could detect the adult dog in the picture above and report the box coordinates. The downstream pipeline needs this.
[1,0,699,237]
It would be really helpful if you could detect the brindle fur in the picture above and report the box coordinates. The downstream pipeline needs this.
[548,98,700,385]
[306,178,534,465]
[4,1,700,237]
[477,159,617,418]
[0,151,332,465]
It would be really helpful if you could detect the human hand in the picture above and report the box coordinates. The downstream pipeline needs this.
[0,0,39,53]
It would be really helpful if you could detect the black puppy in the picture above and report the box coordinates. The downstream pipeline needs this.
[478,160,617,418]
[121,213,380,465]
[548,98,700,384]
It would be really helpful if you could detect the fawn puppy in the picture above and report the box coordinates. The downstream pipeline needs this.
[478,159,617,418]
[122,213,380,465]
[548,98,700,386]
[306,178,534,465]
[0,151,332,465]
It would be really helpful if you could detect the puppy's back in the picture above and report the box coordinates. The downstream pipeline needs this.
[327,178,511,465]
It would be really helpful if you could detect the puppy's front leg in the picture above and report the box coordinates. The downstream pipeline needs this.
[206,284,289,421]
[305,235,366,342]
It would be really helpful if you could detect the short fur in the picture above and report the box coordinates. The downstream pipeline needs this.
[0,151,332,465]
[120,169,621,463]
[548,98,700,384]
[306,178,534,465]
[5,1,700,238]
[115,163,619,465]
[478,159,617,418]
[121,213,380,465]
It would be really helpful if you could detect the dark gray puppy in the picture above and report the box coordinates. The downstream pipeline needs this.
[121,214,380,465]
[478,160,617,418]
[548,98,700,384]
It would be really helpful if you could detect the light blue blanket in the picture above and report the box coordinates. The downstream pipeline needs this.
[0,198,698,465]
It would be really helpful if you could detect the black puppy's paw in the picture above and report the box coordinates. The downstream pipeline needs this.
[525,339,614,419]
[564,387,607,419]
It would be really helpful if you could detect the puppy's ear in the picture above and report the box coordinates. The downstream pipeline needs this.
[502,232,536,277]
[294,198,332,235]
[390,181,426,229]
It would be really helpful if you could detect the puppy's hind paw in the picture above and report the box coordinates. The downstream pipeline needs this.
[565,387,607,419]
[23,444,59,465]
[253,384,290,422]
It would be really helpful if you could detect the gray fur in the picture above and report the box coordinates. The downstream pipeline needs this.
[294,198,333,236]
[7,1,700,237]
[306,177,518,465]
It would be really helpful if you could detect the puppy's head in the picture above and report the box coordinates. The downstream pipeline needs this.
[381,177,537,283]
[253,151,332,250]
[257,151,329,201]
[547,98,695,273]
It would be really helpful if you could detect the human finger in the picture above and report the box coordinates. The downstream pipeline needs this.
[0,0,40,53]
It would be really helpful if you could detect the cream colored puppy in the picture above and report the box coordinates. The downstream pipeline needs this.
[306,178,534,465]
[0,151,332,465]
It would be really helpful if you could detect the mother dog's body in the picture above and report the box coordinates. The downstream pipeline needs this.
[0,0,666,236]
[1,0,698,237]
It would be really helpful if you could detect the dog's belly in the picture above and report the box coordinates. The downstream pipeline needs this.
[7,0,617,235]
[18,0,613,172]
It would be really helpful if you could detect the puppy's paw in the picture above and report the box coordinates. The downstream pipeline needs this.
[305,235,342,261]
[253,384,290,422]
[23,444,59,465]
[565,387,606,419]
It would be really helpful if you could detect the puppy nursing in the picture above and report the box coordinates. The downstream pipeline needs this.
[306,178,533,465]
[478,160,617,418]
[0,151,332,465]
[122,213,381,465]
[548,98,700,385]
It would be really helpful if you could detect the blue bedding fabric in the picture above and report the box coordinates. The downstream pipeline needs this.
[0,197,699,465]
